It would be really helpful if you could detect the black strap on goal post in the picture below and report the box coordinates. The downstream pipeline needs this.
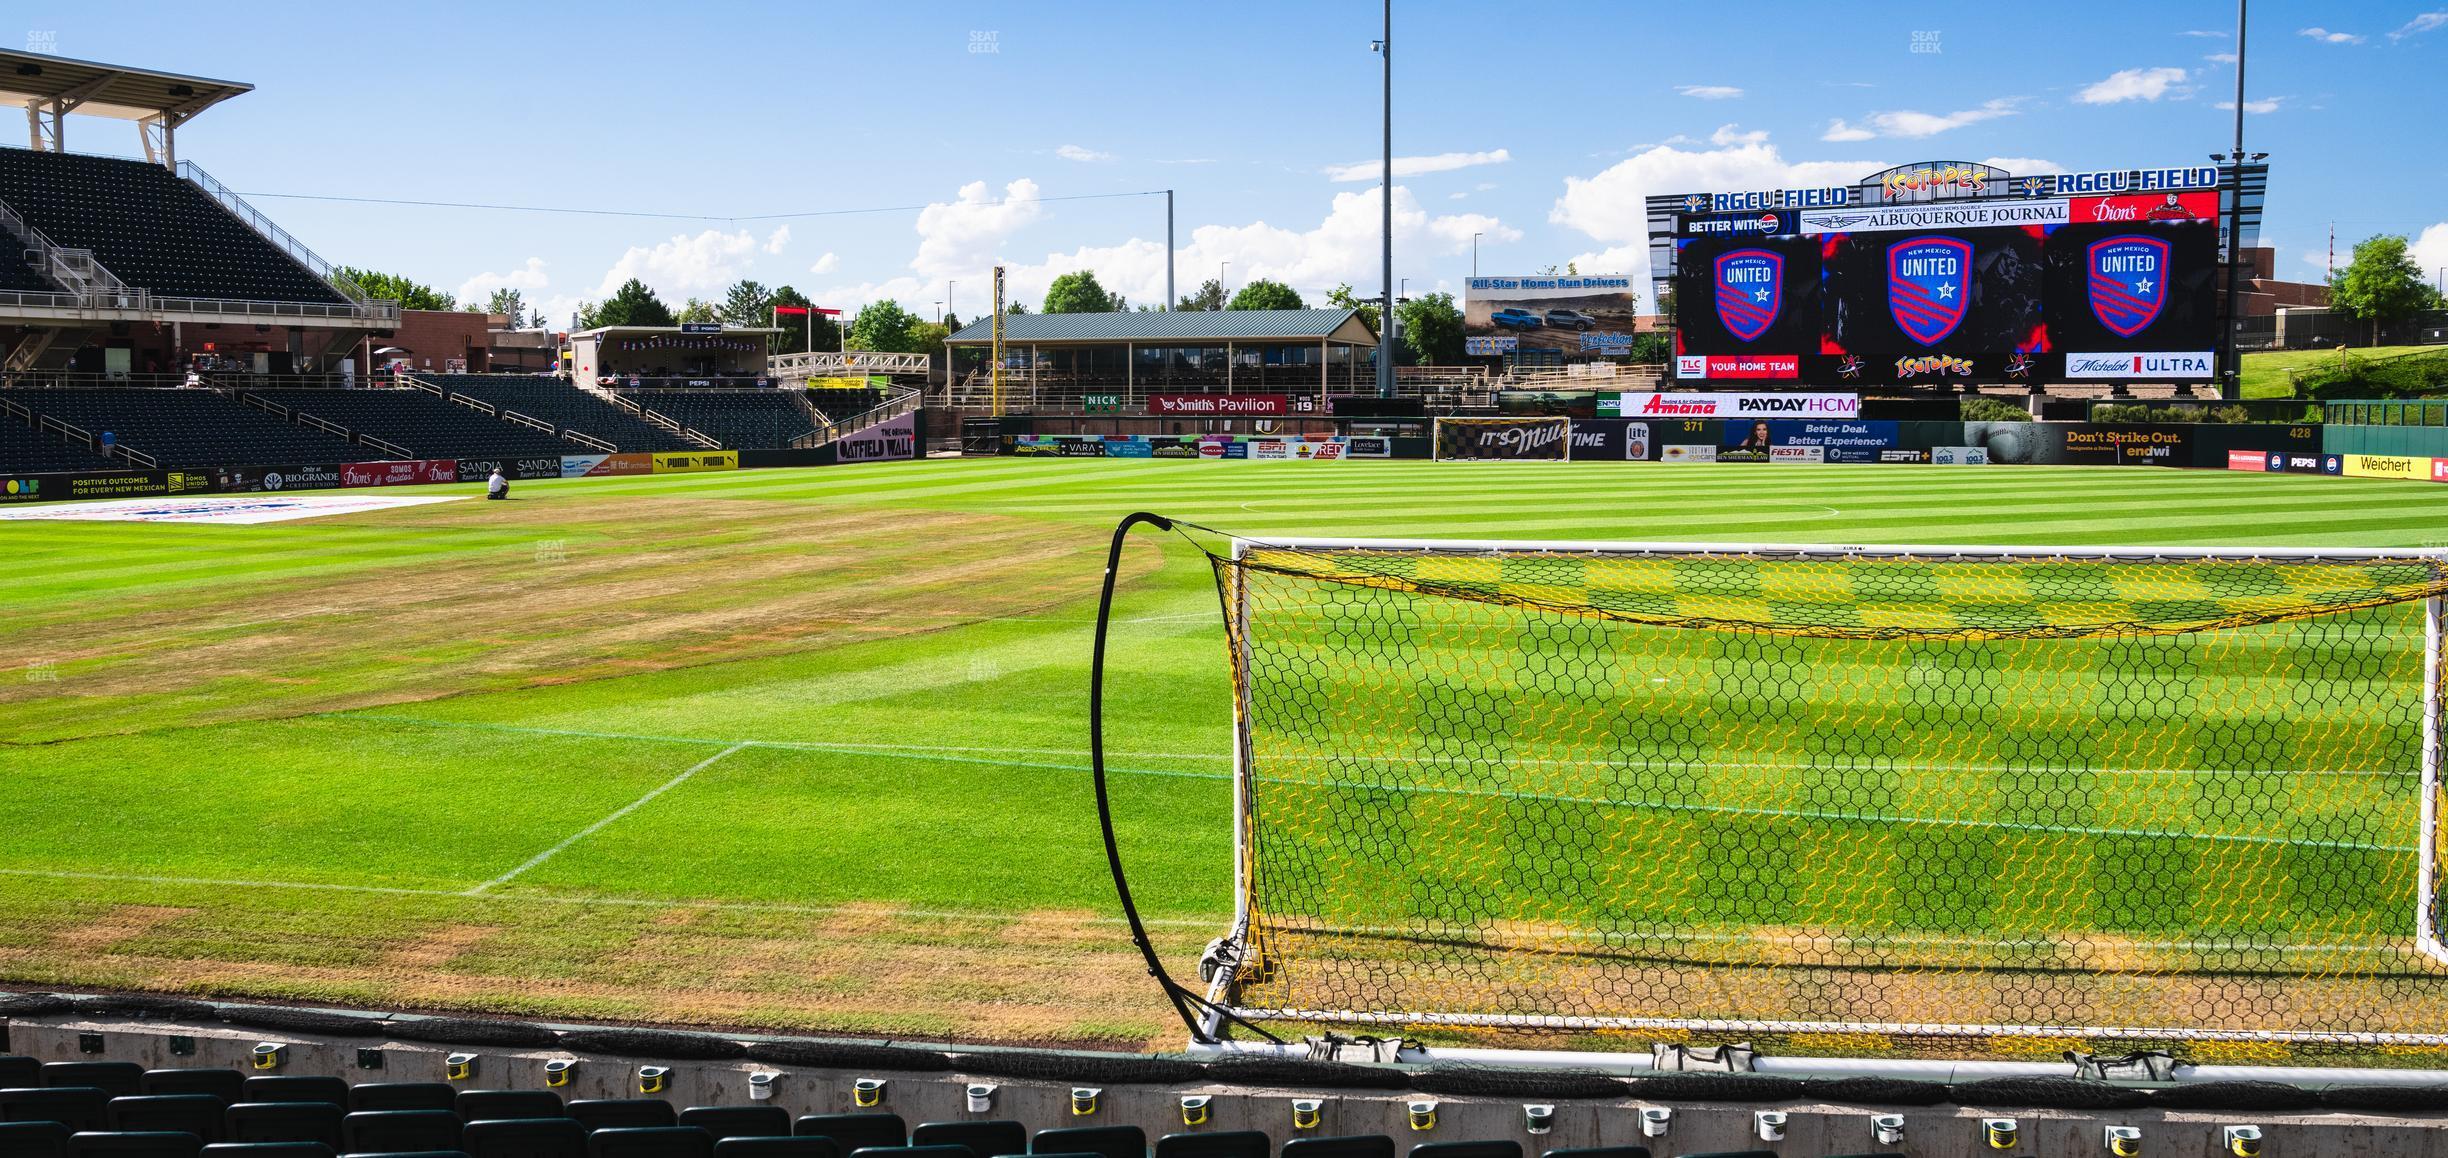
[1089,511,1280,1047]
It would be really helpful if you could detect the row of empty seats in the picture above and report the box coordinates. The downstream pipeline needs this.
[803,389,887,424]
[0,411,112,473]
[269,391,575,460]
[0,149,348,305]
[0,390,366,469]
[406,378,694,453]
[0,242,59,294]
[617,392,813,449]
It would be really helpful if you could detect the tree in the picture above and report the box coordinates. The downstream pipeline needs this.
[2330,235,2444,344]
[848,299,925,353]
[1006,300,1028,315]
[1175,278,1225,312]
[761,284,840,352]
[482,287,529,323]
[675,298,718,324]
[1041,270,1126,313]
[578,278,676,329]
[1325,282,1381,332]
[335,266,456,311]
[1396,292,1463,364]
[718,279,771,327]
[942,310,964,332]
[1228,278,1304,311]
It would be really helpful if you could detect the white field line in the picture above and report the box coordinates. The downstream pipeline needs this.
[465,742,749,895]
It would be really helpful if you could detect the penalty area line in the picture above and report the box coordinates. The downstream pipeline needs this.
[465,742,749,895]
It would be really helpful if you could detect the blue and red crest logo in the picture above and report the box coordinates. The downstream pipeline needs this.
[1713,248,1782,343]
[2087,234,2170,338]
[1887,236,1971,346]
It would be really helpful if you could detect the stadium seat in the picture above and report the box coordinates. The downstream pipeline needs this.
[908,1123,1022,1158]
[343,1091,453,1117]
[223,1104,342,1148]
[586,1128,712,1158]
[272,390,578,461]
[708,1141,835,1158]
[1279,1139,1391,1158]
[197,1144,333,1158]
[1027,1128,1140,1158]
[790,1118,899,1153]
[1152,1134,1268,1158]
[338,1151,468,1158]
[452,1095,562,1124]
[567,1105,676,1135]
[42,1069,143,1100]
[0,1060,39,1090]
[1818,1153,1904,1158]
[0,389,367,469]
[671,1113,784,1144]
[2,1089,113,1132]
[1538,1149,1648,1158]
[108,1098,223,1142]
[343,1113,460,1156]
[239,1085,346,1112]
[138,1076,244,1106]
[0,1121,74,1158]
[843,1147,973,1158]
[1409,1145,1518,1158]
[408,377,695,453]
[616,391,816,449]
[460,1118,587,1158]
[1664,1152,1774,1158]
[64,1132,199,1158]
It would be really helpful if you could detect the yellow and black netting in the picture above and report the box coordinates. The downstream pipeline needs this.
[1206,542,2448,1044]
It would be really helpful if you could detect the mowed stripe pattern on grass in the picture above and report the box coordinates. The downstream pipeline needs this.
[0,459,2445,1047]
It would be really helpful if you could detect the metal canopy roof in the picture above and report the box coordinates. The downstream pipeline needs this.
[946,308,1376,345]
[0,48,252,122]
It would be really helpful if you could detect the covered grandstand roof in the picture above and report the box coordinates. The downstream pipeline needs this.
[945,308,1375,345]
[0,48,252,123]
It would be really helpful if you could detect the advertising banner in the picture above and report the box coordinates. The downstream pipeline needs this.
[650,451,740,473]
[2342,454,2429,481]
[1769,445,1827,464]
[1567,419,1654,461]
[2,469,216,504]
[1464,274,1642,357]
[1660,444,1719,463]
[1675,354,1803,381]
[2226,449,2270,471]
[2264,451,2328,475]
[833,414,917,464]
[456,457,564,483]
[1723,419,1900,463]
[1962,423,2189,466]
[1603,392,1860,420]
[215,464,343,493]
[341,459,457,487]
[1931,446,1991,465]
[566,452,655,476]
[2436,458,2448,483]
[1799,198,2070,234]
[1434,418,1571,461]
[1147,393,1291,416]
[1104,438,1154,459]
[1344,436,1393,458]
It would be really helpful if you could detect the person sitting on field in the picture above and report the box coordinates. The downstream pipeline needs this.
[487,467,508,500]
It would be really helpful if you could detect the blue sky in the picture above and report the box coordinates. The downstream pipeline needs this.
[28,0,2448,323]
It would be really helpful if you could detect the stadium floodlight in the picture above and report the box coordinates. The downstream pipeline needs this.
[1639,1108,1671,1138]
[1984,1119,2019,1151]
[2105,1124,2143,1156]
[1522,1105,1554,1135]
[1090,516,2448,1069]
[249,1043,286,1071]
[1754,1111,1786,1143]
[965,1084,996,1113]
[2222,1125,2263,1156]
[1405,1100,1437,1132]
[851,1078,885,1107]
[543,1059,576,1088]
[1873,1114,1906,1145]
[748,1072,779,1101]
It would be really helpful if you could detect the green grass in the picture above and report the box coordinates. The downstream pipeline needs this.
[3,459,2448,1049]
[2239,344,2440,399]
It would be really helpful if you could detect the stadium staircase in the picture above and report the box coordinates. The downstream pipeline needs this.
[792,383,920,450]
[399,375,703,453]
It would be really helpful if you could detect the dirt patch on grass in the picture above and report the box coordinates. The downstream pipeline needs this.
[49,905,196,953]
[381,923,498,969]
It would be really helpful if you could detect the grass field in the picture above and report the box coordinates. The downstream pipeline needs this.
[5,458,2448,1051]
[2238,344,2440,399]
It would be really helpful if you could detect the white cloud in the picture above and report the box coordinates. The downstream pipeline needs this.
[2410,223,2448,279]
[1323,149,1510,182]
[454,256,549,307]
[2076,66,2193,104]
[816,180,1517,313]
[1820,120,1877,142]
[1055,144,1113,162]
[2178,29,2226,38]
[2393,11,2448,39]
[911,178,1047,277]
[2215,96,2286,113]
[1979,156,2065,175]
[1549,136,1885,293]
[1676,84,1744,99]
[2204,52,2238,63]
[1823,98,2020,140]
[2298,26,2365,44]
[1709,124,1768,147]
[591,229,764,299]
[809,252,839,275]
[763,226,791,255]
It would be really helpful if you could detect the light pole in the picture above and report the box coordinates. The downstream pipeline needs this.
[1472,232,1481,279]
[934,301,944,324]
[947,280,956,324]
[1218,260,1229,310]
[2216,0,2249,401]
[1374,0,1394,399]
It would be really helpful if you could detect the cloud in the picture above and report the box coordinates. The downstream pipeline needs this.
[2393,11,2448,39]
[2215,95,2286,113]
[911,178,1047,277]
[591,229,765,299]
[1323,149,1510,182]
[454,256,549,306]
[1709,124,1768,147]
[2076,66,2194,104]
[2412,223,2448,281]
[1054,144,1113,162]
[2178,29,2226,38]
[1979,156,2065,175]
[2298,26,2365,44]
[1823,98,2021,140]
[816,180,1518,312]
[1154,157,1218,165]
[763,226,791,255]
[809,252,839,275]
[2204,52,2238,63]
[1676,84,1744,99]
[1549,135,1885,293]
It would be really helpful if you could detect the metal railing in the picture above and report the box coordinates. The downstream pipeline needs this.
[791,384,922,449]
[770,350,932,377]
[177,160,370,305]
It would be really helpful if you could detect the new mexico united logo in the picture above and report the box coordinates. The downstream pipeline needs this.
[2087,234,2170,338]
[1713,248,1783,343]
[1887,236,1972,346]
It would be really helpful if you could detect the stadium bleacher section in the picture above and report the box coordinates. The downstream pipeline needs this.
[0,238,59,293]
[412,376,696,452]
[0,389,365,468]
[620,391,815,449]
[269,390,576,460]
[0,148,346,305]
[0,410,112,473]
[802,387,887,423]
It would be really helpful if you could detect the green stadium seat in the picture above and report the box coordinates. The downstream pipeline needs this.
[222,1103,341,1148]
[42,1069,142,1100]
[1279,1139,1392,1158]
[462,1119,587,1158]
[1152,1134,1267,1158]
[342,1091,452,1117]
[568,1105,676,1135]
[789,1119,898,1154]
[238,1084,344,1111]
[198,1145,329,1158]
[587,1128,712,1158]
[671,1113,785,1145]
[0,1121,74,1158]
[452,1094,562,1124]
[709,1140,836,1158]
[2,1089,113,1133]
[1028,1127,1141,1158]
[908,1123,1021,1158]
[65,1132,199,1158]
[107,1099,222,1142]
[343,1113,460,1155]
[1409,1145,1519,1158]
[0,1061,38,1090]
[138,1076,243,1107]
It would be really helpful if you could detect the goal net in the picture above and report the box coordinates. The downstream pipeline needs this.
[1193,536,2448,1049]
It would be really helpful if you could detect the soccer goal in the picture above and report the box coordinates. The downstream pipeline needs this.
[1432,416,1571,462]
[1087,518,2448,1058]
